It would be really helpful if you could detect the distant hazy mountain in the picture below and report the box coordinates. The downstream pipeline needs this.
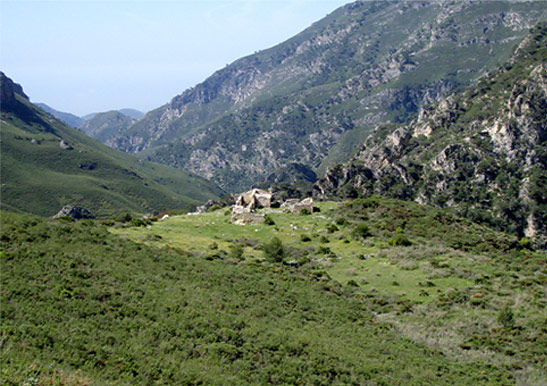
[105,0,546,191]
[0,71,223,218]
[118,108,144,120]
[79,110,137,145]
[35,103,84,128]
[315,24,547,246]
[81,108,144,122]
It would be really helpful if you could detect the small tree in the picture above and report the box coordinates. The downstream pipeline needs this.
[263,237,285,263]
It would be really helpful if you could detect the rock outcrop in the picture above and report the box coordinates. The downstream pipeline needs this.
[281,198,314,214]
[316,24,547,246]
[52,205,95,220]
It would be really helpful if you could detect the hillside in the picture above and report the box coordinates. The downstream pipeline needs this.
[2,197,545,384]
[105,0,545,191]
[35,103,84,128]
[0,72,223,218]
[79,110,137,145]
[316,23,547,247]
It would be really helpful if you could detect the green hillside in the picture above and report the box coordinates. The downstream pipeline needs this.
[2,196,545,384]
[79,110,136,145]
[107,1,546,191]
[0,72,223,218]
[316,23,547,246]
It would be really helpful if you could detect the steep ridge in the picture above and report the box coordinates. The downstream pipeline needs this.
[315,23,547,246]
[110,0,545,191]
[0,72,223,218]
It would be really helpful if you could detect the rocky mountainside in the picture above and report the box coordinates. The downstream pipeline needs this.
[35,103,84,128]
[79,110,137,144]
[315,23,547,246]
[105,0,545,191]
[0,72,222,217]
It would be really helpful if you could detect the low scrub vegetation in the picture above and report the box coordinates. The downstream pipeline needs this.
[2,196,546,384]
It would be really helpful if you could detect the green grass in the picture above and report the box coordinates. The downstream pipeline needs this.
[2,209,523,385]
[109,197,547,384]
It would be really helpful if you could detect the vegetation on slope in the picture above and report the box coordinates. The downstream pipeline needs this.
[317,23,547,246]
[112,1,546,191]
[0,72,223,218]
[110,197,546,384]
[3,200,545,384]
[79,110,136,144]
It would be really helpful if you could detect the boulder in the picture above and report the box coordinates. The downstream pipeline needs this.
[194,199,221,214]
[281,197,314,214]
[235,188,272,209]
[52,205,94,219]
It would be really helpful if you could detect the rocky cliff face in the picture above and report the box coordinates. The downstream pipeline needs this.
[1,71,29,110]
[316,24,547,246]
[104,1,545,191]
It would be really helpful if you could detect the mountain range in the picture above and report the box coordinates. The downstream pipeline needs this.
[316,23,547,246]
[93,0,546,192]
[0,72,222,218]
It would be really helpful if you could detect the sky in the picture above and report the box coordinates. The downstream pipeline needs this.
[0,0,350,116]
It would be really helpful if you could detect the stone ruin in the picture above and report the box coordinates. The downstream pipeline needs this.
[231,188,315,225]
[281,197,314,214]
[231,188,272,225]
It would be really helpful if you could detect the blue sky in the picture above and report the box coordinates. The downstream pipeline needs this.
[1,0,349,116]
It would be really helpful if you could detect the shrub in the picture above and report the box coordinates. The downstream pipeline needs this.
[208,204,221,212]
[327,224,339,233]
[230,244,244,260]
[498,304,515,330]
[209,242,219,250]
[335,217,349,226]
[264,215,275,226]
[130,218,149,227]
[300,208,311,215]
[352,224,371,239]
[300,234,312,242]
[115,212,132,223]
[263,237,285,262]
[320,235,330,243]
[519,237,532,250]
[389,234,412,246]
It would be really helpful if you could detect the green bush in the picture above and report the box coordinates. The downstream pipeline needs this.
[230,243,244,260]
[300,208,311,215]
[115,212,132,223]
[352,224,371,239]
[327,224,339,233]
[263,237,285,262]
[335,217,349,226]
[320,235,330,243]
[208,204,222,212]
[519,237,532,250]
[264,215,275,226]
[498,304,515,330]
[300,234,312,242]
[389,234,412,246]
